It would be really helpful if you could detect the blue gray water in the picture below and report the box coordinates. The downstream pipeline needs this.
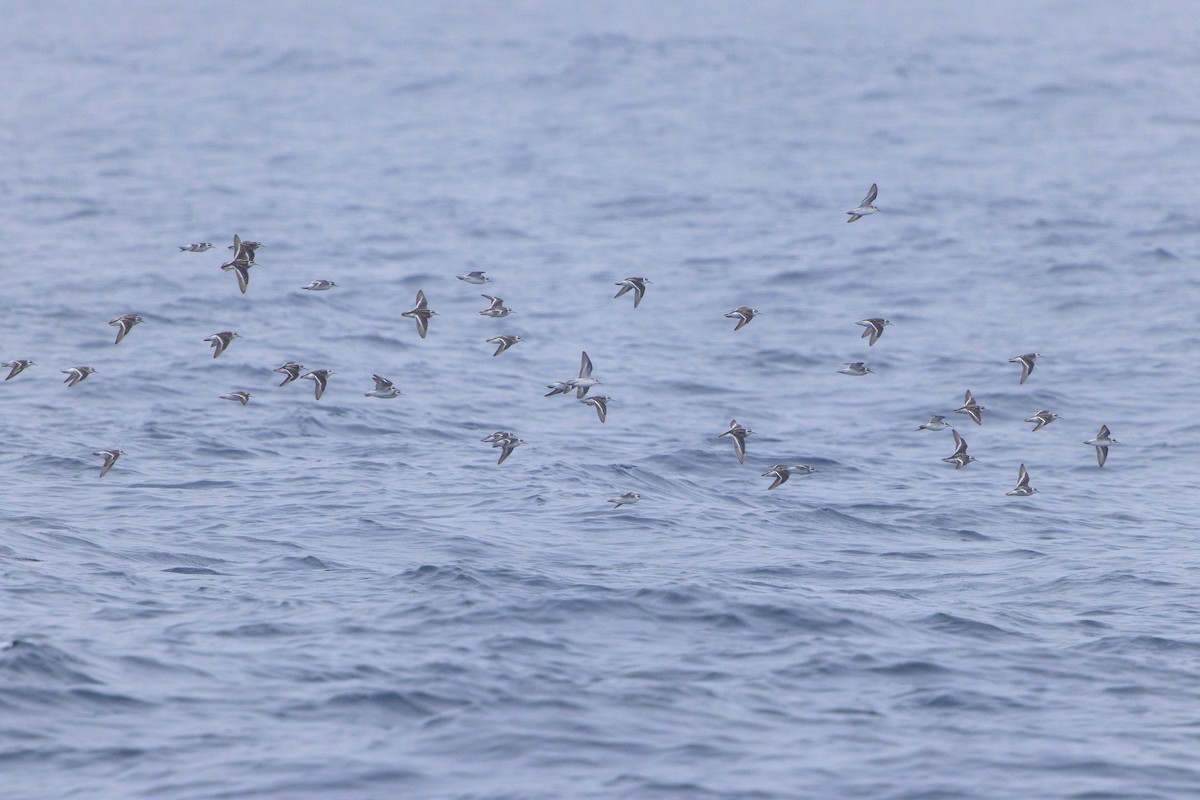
[3,2,1199,798]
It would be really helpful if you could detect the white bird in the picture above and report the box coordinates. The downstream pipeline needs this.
[846,183,879,223]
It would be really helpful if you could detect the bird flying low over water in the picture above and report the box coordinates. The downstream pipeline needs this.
[3,360,35,380]
[1009,352,1043,385]
[762,464,815,489]
[1005,463,1038,496]
[487,335,523,357]
[856,317,892,346]
[1085,425,1117,467]
[273,362,304,386]
[62,366,97,387]
[942,430,976,468]
[613,277,650,308]
[724,307,760,331]
[608,492,640,509]
[109,314,144,345]
[580,395,611,423]
[1025,410,1060,432]
[302,369,333,400]
[94,449,125,478]
[402,290,436,339]
[954,390,986,426]
[478,295,514,317]
[364,374,402,399]
[846,183,878,222]
[205,331,240,359]
[718,419,753,465]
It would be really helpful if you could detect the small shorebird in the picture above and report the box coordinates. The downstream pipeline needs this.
[718,419,753,465]
[301,280,338,291]
[3,360,35,381]
[62,366,97,387]
[954,389,986,426]
[838,362,873,376]
[566,351,600,399]
[228,234,263,262]
[1005,463,1038,496]
[220,391,252,405]
[273,362,304,386]
[846,183,878,223]
[916,415,952,431]
[487,335,523,357]
[179,243,214,252]
[856,317,892,346]
[488,432,524,464]
[1085,425,1118,467]
[613,277,650,308]
[1009,352,1043,385]
[364,374,402,398]
[608,492,641,510]
[302,369,333,400]
[762,464,815,489]
[1025,410,1060,432]
[401,290,436,338]
[205,331,240,359]
[109,314,144,345]
[478,295,514,318]
[457,271,490,284]
[941,430,976,469]
[724,307,760,331]
[94,449,125,478]
[580,395,611,423]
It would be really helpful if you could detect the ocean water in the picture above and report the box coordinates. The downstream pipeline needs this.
[2,2,1199,798]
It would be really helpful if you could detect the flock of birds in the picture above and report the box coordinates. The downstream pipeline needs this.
[3,184,1119,502]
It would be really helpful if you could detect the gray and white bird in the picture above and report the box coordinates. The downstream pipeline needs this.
[3,360,35,381]
[109,314,144,345]
[227,234,263,262]
[1085,425,1118,468]
[94,449,125,478]
[478,295,514,318]
[1024,410,1060,432]
[365,374,402,399]
[613,277,650,308]
[488,432,525,465]
[62,366,97,387]
[846,183,879,222]
[954,389,986,426]
[724,307,760,331]
[273,362,304,386]
[916,415,952,432]
[487,335,523,357]
[838,362,873,376]
[205,331,240,359]
[401,290,437,338]
[302,369,333,400]
[1005,463,1038,496]
[179,243,214,252]
[457,271,491,285]
[608,492,641,510]
[580,395,611,423]
[302,280,338,291]
[566,351,600,399]
[941,430,976,469]
[856,317,892,346]
[719,419,753,465]
[1009,352,1043,385]
[220,391,252,405]
[762,464,815,490]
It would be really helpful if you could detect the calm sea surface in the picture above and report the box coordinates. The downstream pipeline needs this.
[2,2,1199,798]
